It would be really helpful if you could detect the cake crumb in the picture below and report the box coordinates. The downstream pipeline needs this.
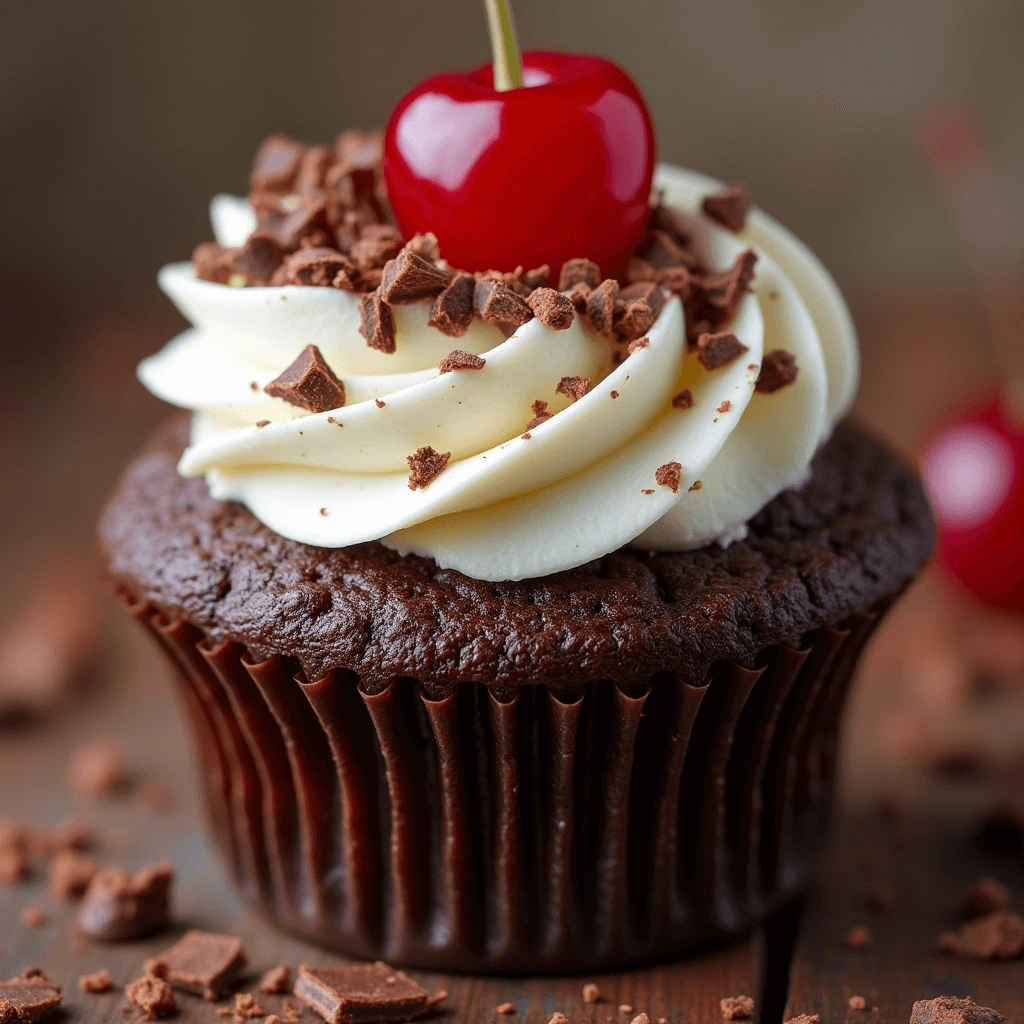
[126,975,177,1020]
[720,995,755,1020]
[655,462,682,493]
[217,992,263,1021]
[631,1015,650,1024]
[78,969,115,994]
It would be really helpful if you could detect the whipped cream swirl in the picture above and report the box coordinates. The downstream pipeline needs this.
[139,165,857,581]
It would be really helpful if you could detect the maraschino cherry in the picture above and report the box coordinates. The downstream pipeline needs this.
[923,392,1024,612]
[382,0,655,278]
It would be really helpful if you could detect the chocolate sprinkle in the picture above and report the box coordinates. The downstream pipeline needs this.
[696,331,749,371]
[265,345,346,413]
[407,447,451,491]
[359,292,397,353]
[439,350,486,374]
[428,272,476,338]
[380,249,451,304]
[527,288,575,330]
[655,462,682,493]
[672,389,693,409]
[556,376,589,402]
[756,350,799,394]
[702,185,751,233]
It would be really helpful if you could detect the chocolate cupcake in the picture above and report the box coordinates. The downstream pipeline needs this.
[99,125,934,971]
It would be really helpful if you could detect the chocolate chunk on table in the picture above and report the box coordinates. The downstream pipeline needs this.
[294,962,434,1024]
[147,929,246,1001]
[0,978,62,1023]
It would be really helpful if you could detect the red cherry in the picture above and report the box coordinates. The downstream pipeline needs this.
[383,51,656,279]
[922,392,1024,612]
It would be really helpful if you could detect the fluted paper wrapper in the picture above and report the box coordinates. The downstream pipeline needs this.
[124,594,885,972]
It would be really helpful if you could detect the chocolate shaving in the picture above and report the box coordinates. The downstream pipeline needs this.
[526,399,552,431]
[380,249,451,304]
[587,279,619,336]
[474,279,532,328]
[359,292,397,353]
[265,345,346,413]
[672,389,693,409]
[755,349,799,393]
[274,247,354,288]
[527,288,575,330]
[558,258,601,291]
[294,962,433,1024]
[696,331,749,371]
[250,134,305,192]
[556,376,589,402]
[407,447,451,490]
[655,462,682,493]
[439,350,486,373]
[702,185,751,233]
[428,272,476,338]
[614,282,665,342]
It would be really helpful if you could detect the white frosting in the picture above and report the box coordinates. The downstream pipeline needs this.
[139,165,858,581]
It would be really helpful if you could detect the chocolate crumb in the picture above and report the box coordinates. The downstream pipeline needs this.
[259,966,291,995]
[439,350,486,374]
[961,878,1010,919]
[497,1003,516,1015]
[526,400,552,432]
[556,376,589,402]
[231,232,286,285]
[631,1016,649,1024]
[359,292,397,354]
[846,924,873,949]
[558,258,601,291]
[784,1017,820,1024]
[701,185,751,233]
[264,345,345,414]
[528,288,575,330]
[642,488,655,495]
[20,906,46,928]
[717,400,732,413]
[49,849,99,900]
[756,350,799,394]
[619,1006,633,1015]
[561,281,592,315]
[696,332,749,371]
[582,984,601,1004]
[688,480,702,491]
[849,996,867,1011]
[474,279,533,328]
[614,282,665,342]
[78,969,115,994]
[256,420,270,428]
[217,992,264,1021]
[126,975,176,1020]
[586,279,619,336]
[520,432,532,440]
[380,249,451,305]
[294,962,432,1024]
[407,447,451,491]
[374,399,386,408]
[937,909,1024,960]
[672,389,693,409]
[77,860,173,942]
[610,390,619,399]
[406,233,441,263]
[192,241,234,284]
[628,337,651,354]
[68,740,128,799]
[549,1015,569,1024]
[655,462,682,493]
[909,996,1005,1024]
[720,995,755,1020]
[429,272,476,338]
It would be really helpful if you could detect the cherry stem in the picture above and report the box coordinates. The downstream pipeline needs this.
[484,0,523,91]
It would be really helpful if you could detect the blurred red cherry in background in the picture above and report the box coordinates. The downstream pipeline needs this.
[923,392,1024,612]
[383,51,655,278]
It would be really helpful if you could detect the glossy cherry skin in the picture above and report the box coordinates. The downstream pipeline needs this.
[383,52,656,279]
[922,392,1024,612]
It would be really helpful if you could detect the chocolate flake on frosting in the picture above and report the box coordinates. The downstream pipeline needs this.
[527,288,575,330]
[474,278,533,328]
[689,479,702,491]
[718,400,732,413]
[702,185,751,233]
[627,337,650,354]
[438,350,486,374]
[273,247,355,288]
[756,349,799,393]
[672,389,693,409]
[526,399,552,431]
[380,249,451,304]
[265,345,345,413]
[556,376,589,402]
[655,462,682,493]
[407,447,451,490]
[561,281,592,315]
[359,292,397,353]
[558,258,601,291]
[429,272,476,337]
[615,282,665,342]
[696,331,749,371]
[587,279,619,336]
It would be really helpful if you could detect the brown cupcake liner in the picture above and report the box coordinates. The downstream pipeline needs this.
[123,592,887,972]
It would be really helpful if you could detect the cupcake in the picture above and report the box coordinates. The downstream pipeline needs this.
[99,43,933,972]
